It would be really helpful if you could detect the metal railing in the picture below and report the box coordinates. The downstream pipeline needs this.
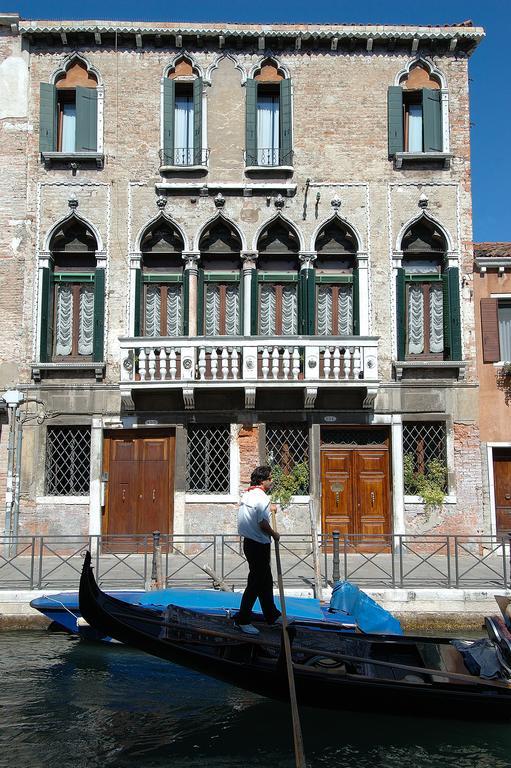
[159,148,210,167]
[1,532,510,592]
[244,148,294,167]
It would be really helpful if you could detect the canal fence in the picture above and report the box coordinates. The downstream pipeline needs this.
[1,532,510,592]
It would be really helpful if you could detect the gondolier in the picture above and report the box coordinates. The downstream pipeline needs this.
[234,465,282,635]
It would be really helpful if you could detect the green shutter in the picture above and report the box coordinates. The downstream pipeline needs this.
[306,268,315,335]
[352,269,360,336]
[134,268,142,336]
[396,268,406,360]
[39,267,54,362]
[39,83,57,153]
[444,267,462,360]
[182,269,190,336]
[193,77,203,165]
[245,79,258,166]
[197,269,204,335]
[387,86,404,157]
[250,268,258,334]
[75,86,98,152]
[93,268,105,362]
[422,88,442,152]
[163,78,175,165]
[279,78,292,165]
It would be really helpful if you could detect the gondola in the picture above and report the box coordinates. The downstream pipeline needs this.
[79,551,511,718]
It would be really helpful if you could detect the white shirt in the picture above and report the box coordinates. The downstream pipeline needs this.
[237,487,271,544]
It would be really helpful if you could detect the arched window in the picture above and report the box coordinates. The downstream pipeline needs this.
[41,218,103,362]
[162,56,204,167]
[245,59,292,168]
[139,221,184,337]
[40,58,99,155]
[256,221,300,336]
[388,62,444,158]
[199,220,242,336]
[314,221,358,336]
[396,219,460,360]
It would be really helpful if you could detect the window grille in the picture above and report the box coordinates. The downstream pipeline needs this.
[186,425,231,494]
[403,422,447,494]
[265,424,310,493]
[321,429,388,446]
[45,426,91,495]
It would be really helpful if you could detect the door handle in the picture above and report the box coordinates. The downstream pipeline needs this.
[152,489,156,502]
[506,494,511,500]
[370,491,375,506]
[122,489,126,501]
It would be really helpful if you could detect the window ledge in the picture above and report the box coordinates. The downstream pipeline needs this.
[244,165,294,175]
[159,165,208,174]
[185,494,239,504]
[41,152,104,169]
[394,360,467,381]
[405,495,456,505]
[394,152,452,170]
[36,496,90,505]
[31,361,105,382]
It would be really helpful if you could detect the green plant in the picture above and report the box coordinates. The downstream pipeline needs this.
[403,453,447,512]
[270,461,309,509]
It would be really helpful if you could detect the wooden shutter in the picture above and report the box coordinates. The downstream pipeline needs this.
[193,77,203,165]
[133,268,142,336]
[442,268,462,360]
[480,298,501,363]
[197,269,204,335]
[279,78,292,165]
[39,83,57,153]
[352,270,360,336]
[75,86,98,152]
[163,78,175,165]
[39,267,54,361]
[250,268,258,334]
[245,79,258,166]
[387,86,404,157]
[93,268,105,362]
[422,88,442,152]
[396,267,406,359]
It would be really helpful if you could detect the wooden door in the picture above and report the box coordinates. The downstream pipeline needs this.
[103,430,175,551]
[493,451,511,537]
[320,447,391,550]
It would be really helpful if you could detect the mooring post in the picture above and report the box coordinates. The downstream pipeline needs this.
[151,530,162,590]
[332,530,340,584]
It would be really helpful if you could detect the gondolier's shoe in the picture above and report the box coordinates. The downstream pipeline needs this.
[236,623,260,635]
[274,616,294,626]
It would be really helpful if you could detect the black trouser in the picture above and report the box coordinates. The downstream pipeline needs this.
[235,537,281,625]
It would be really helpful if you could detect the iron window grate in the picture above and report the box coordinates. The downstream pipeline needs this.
[403,421,447,494]
[45,426,91,496]
[186,425,231,494]
[321,429,388,446]
[265,424,310,494]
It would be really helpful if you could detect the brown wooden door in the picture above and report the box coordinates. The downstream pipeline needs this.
[103,430,175,551]
[321,447,391,550]
[494,451,511,537]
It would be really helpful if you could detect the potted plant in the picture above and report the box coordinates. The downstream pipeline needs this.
[403,453,447,515]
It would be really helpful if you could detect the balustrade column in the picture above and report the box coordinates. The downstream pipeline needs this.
[182,252,201,337]
[241,251,258,336]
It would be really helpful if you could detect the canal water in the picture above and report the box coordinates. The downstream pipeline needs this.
[1,630,510,768]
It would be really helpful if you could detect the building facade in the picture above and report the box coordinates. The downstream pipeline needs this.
[0,15,486,549]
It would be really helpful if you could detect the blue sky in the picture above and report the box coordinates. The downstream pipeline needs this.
[11,0,510,243]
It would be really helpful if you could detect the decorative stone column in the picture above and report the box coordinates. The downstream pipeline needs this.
[129,251,142,334]
[241,251,258,336]
[391,414,406,541]
[356,251,369,336]
[182,251,201,336]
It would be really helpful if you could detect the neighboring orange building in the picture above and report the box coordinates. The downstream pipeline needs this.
[474,243,511,537]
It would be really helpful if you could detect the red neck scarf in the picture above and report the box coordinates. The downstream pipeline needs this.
[247,485,265,491]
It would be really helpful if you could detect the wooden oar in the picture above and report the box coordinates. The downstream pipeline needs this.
[272,506,307,768]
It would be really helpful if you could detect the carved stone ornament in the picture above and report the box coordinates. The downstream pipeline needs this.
[274,194,285,210]
[122,356,133,372]
[68,197,79,209]
[182,358,193,370]
[156,195,168,209]
[331,196,341,210]
[418,193,429,209]
[214,193,226,208]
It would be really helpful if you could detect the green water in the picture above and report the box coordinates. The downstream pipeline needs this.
[0,631,510,768]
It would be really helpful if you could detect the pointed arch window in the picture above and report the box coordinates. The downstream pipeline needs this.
[162,57,206,168]
[198,221,242,336]
[256,221,300,336]
[40,219,104,362]
[137,221,185,337]
[396,219,461,360]
[40,59,100,158]
[314,221,359,336]
[245,60,292,168]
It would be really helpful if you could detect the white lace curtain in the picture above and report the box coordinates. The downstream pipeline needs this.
[55,284,94,356]
[407,283,443,355]
[317,285,353,335]
[205,284,239,336]
[145,285,182,337]
[257,93,279,165]
[260,284,297,335]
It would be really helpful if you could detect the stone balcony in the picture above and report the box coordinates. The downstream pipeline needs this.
[119,335,380,410]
